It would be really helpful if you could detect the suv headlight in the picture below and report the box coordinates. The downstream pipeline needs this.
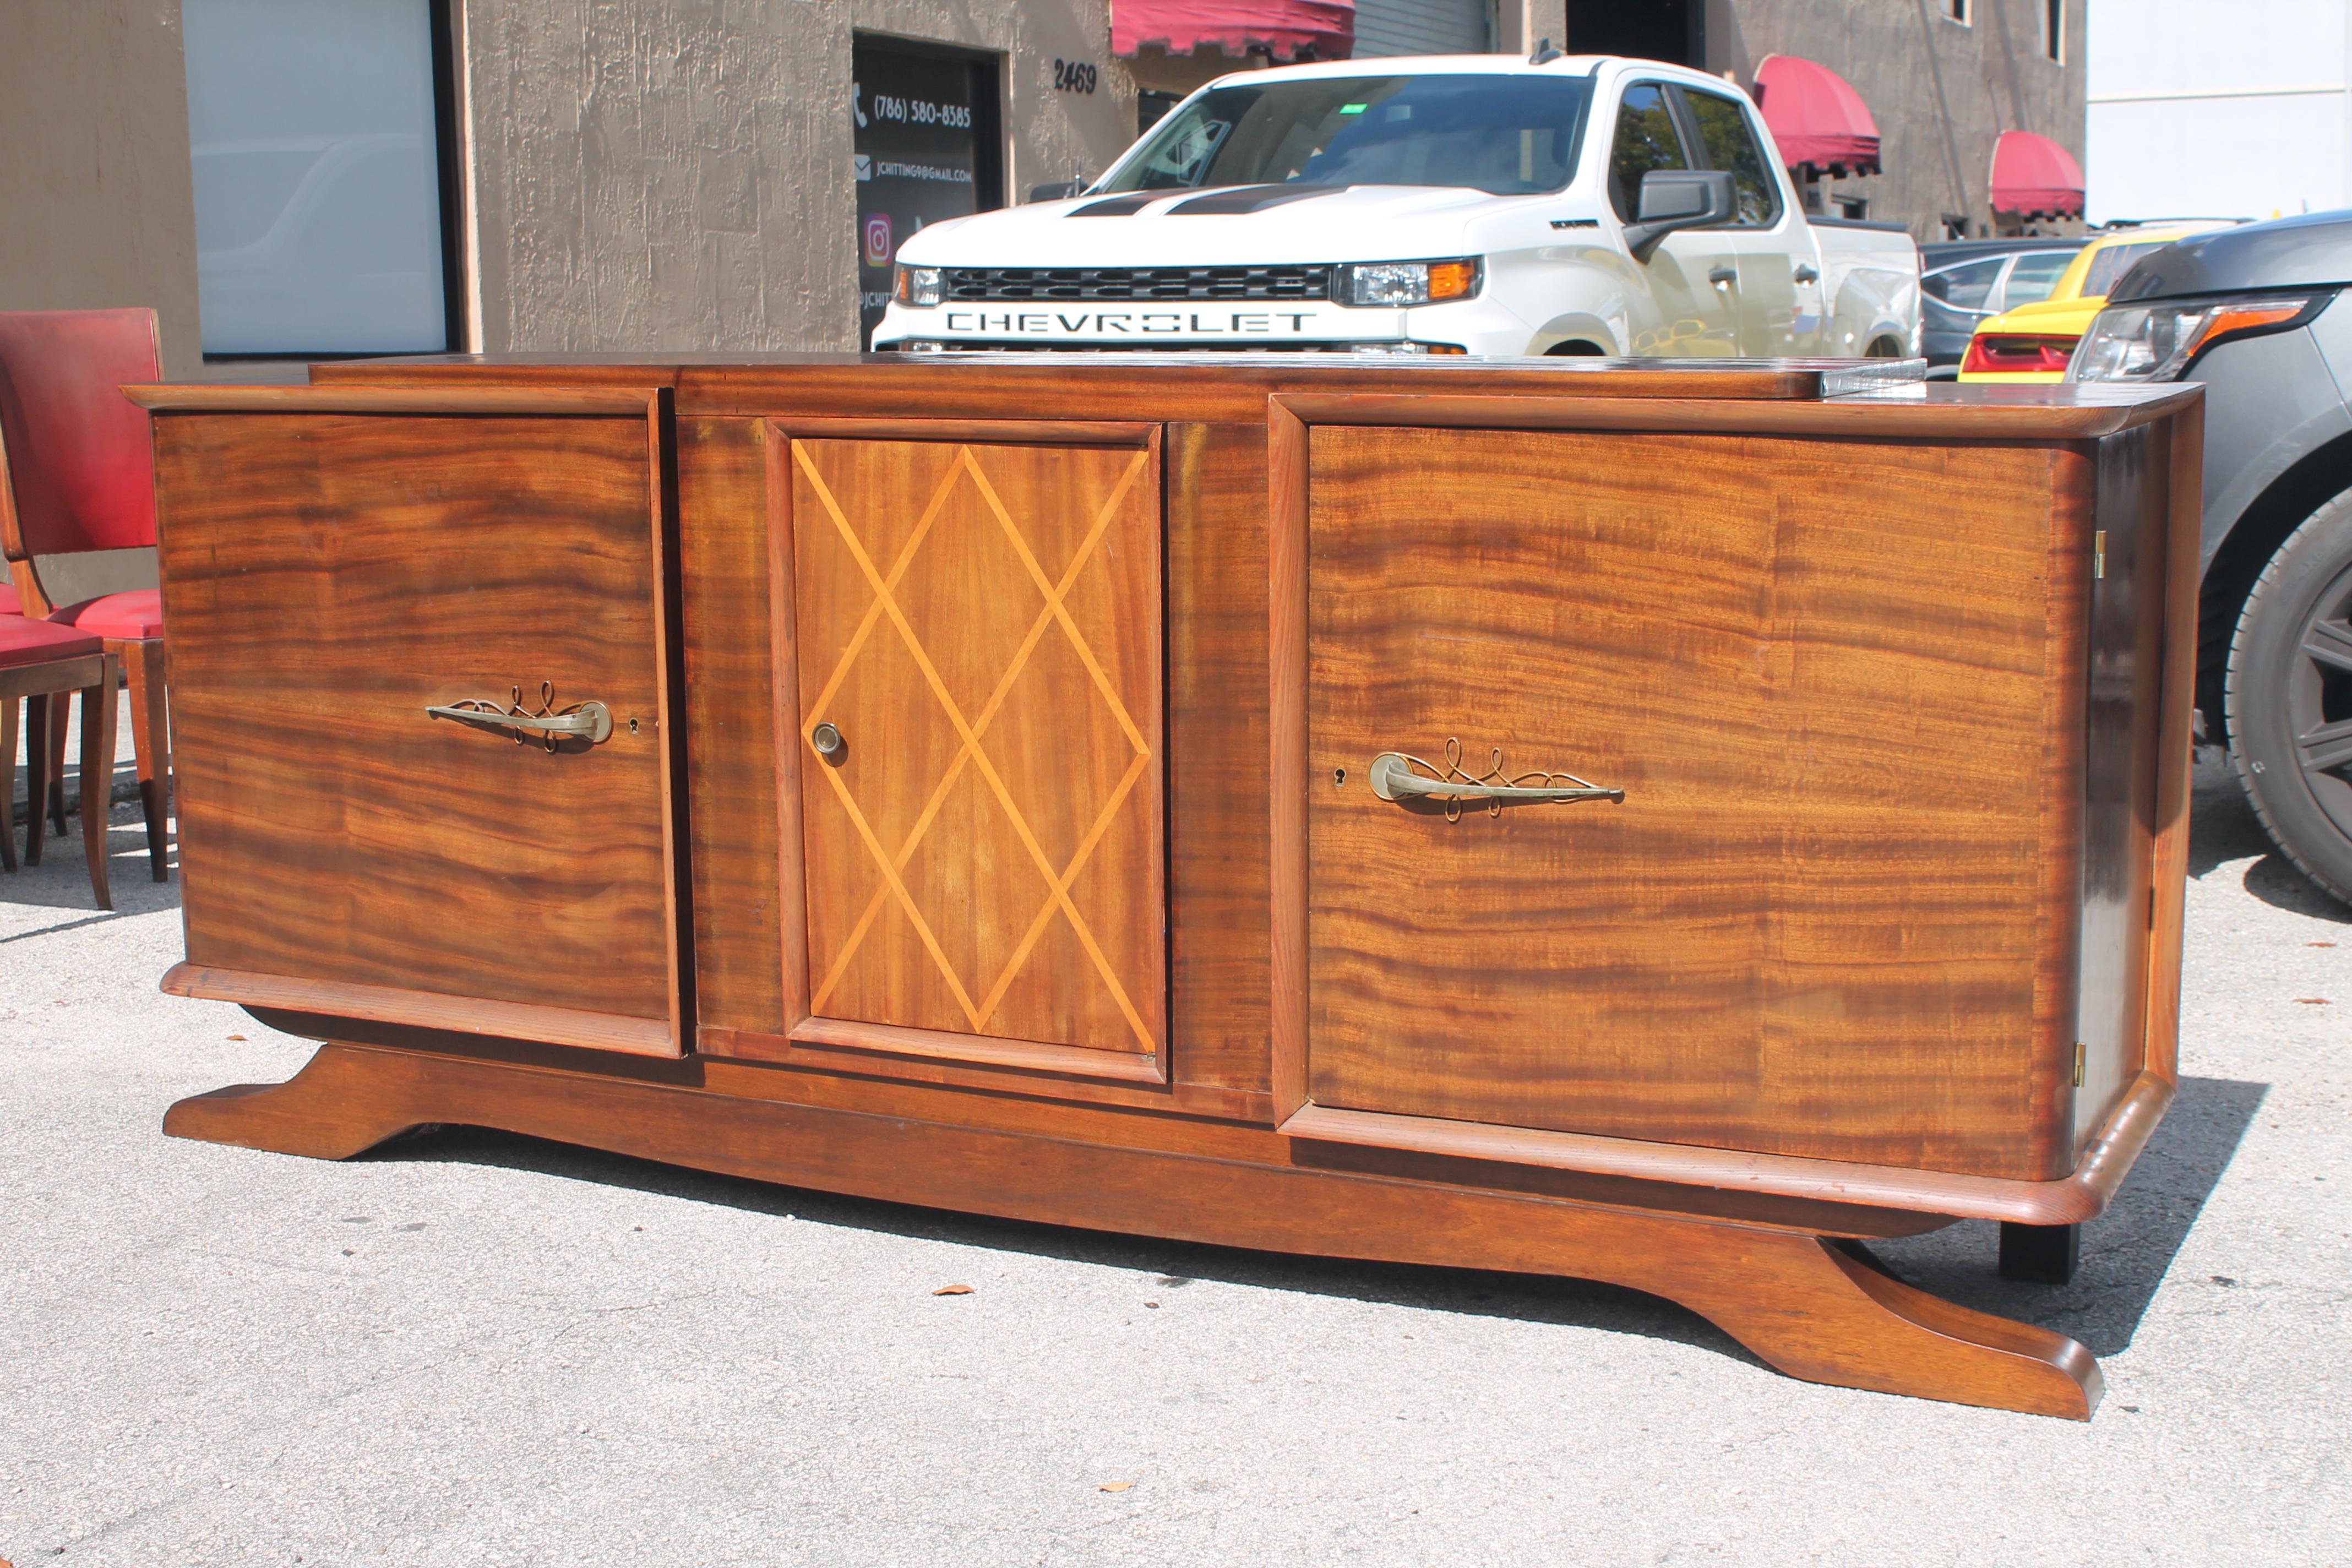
[894,265,944,307]
[2069,294,2323,382]
[1337,258,1482,307]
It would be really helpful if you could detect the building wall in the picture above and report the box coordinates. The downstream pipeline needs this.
[2086,0,2352,224]
[0,0,204,378]
[462,0,1136,354]
[1706,0,2086,241]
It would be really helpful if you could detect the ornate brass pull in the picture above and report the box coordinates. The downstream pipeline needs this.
[427,682,614,750]
[1370,739,1623,821]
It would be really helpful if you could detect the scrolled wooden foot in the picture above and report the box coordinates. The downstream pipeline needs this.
[165,1042,434,1159]
[1667,1230,2101,1419]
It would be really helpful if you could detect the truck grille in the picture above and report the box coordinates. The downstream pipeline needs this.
[943,266,1333,302]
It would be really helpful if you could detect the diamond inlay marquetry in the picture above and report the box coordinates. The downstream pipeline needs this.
[792,438,1165,1055]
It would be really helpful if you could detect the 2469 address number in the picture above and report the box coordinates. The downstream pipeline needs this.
[1053,58,1098,94]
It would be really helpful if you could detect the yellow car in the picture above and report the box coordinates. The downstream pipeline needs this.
[1959,221,2237,381]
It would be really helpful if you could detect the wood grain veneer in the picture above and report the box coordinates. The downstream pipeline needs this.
[150,396,683,1052]
[787,433,1167,1060]
[146,355,2206,1418]
[676,415,785,1038]
[1298,424,2077,1177]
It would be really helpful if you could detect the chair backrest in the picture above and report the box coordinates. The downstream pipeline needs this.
[0,308,162,564]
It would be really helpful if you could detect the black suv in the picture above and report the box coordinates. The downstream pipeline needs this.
[2075,211,2352,902]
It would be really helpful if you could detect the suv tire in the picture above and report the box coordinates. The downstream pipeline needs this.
[2225,487,2352,906]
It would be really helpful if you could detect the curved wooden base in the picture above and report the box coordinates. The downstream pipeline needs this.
[165,1043,2100,1419]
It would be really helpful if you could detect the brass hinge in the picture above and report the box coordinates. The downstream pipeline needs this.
[2072,1041,2087,1088]
[2093,530,2107,579]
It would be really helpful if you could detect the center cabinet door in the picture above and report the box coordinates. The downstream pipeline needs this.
[781,432,1168,1078]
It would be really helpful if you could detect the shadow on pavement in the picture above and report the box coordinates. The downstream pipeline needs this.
[2244,856,2352,924]
[375,1124,1766,1369]
[370,1071,2262,1374]
[2187,756,2350,921]
[1868,1074,2266,1358]
[0,811,176,926]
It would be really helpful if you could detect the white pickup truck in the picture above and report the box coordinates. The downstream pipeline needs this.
[874,53,1920,360]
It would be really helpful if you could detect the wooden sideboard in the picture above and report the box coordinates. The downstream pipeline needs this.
[129,356,2202,1419]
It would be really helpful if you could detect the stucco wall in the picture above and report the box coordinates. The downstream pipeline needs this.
[1708,0,2086,241]
[462,0,1136,353]
[0,0,204,377]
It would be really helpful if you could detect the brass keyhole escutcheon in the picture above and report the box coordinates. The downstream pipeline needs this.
[812,721,845,760]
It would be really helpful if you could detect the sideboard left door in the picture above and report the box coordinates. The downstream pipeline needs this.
[149,389,684,1057]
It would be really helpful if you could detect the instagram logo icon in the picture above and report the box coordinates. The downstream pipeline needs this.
[863,214,894,268]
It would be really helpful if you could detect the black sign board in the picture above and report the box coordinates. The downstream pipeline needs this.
[852,37,1003,346]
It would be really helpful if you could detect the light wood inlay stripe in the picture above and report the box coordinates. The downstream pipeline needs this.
[808,445,1156,1019]
[793,443,1159,1052]
[961,448,1155,757]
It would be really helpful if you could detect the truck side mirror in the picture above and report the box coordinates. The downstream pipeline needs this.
[1624,170,1738,263]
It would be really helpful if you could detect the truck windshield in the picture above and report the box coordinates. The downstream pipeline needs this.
[1099,74,1596,198]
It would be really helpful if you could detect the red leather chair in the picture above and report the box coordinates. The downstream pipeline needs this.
[0,308,168,880]
[0,615,119,908]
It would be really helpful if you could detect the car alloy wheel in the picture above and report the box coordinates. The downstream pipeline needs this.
[2226,487,2352,906]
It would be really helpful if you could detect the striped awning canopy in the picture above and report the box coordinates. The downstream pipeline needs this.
[1752,55,1881,177]
[1112,0,1355,61]
[1990,130,2086,217]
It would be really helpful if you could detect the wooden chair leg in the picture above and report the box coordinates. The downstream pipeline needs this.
[0,693,18,875]
[44,688,68,838]
[23,692,52,868]
[120,638,169,882]
[78,660,116,911]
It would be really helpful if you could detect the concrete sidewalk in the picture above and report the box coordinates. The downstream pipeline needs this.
[1,763,2345,1566]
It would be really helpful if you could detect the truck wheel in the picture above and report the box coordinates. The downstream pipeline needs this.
[2225,488,2352,906]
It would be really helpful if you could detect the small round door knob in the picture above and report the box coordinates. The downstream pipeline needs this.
[812,721,844,757]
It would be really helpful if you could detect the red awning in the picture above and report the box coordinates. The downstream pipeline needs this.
[1112,1,1354,62]
[1752,55,1880,177]
[1989,130,2086,217]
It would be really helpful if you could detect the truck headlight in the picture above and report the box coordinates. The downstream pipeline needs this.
[1337,258,1482,307]
[2069,295,2322,382]
[894,265,945,307]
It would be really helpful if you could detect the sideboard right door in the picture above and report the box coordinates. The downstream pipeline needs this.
[1301,421,2081,1179]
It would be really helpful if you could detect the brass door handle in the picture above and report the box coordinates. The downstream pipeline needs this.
[1369,741,1624,820]
[427,682,614,749]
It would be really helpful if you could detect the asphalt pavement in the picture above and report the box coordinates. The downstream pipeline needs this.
[2,758,2345,1566]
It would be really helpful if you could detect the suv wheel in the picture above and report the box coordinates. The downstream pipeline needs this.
[2225,488,2352,906]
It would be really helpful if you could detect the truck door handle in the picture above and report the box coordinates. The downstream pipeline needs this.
[1794,264,1821,283]
[1708,265,1737,286]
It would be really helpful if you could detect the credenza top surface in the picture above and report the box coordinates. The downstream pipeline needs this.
[110,353,2198,439]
